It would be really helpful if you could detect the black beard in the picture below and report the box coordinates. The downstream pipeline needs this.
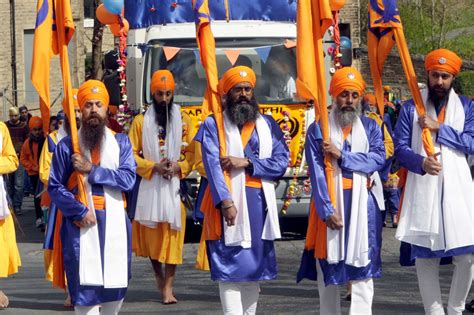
[153,98,173,130]
[226,94,260,127]
[428,85,452,108]
[81,114,106,151]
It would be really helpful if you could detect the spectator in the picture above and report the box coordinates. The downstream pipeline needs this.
[5,107,28,215]
[19,105,32,124]
[49,115,58,133]
[20,117,45,228]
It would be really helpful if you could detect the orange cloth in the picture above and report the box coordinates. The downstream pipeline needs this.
[29,116,43,129]
[363,93,376,105]
[221,66,256,94]
[77,80,109,110]
[438,106,446,124]
[20,139,40,176]
[62,88,80,109]
[150,70,175,95]
[425,49,462,76]
[329,67,366,97]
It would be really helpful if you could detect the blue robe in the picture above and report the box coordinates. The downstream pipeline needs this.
[394,95,474,265]
[195,114,289,282]
[48,134,136,306]
[297,116,385,286]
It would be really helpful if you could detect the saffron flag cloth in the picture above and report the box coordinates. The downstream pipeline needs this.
[368,0,434,156]
[296,0,338,260]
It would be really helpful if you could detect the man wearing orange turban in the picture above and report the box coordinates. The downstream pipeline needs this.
[194,65,289,314]
[300,66,385,314]
[394,48,474,315]
[48,79,136,312]
[20,116,45,229]
[129,69,195,304]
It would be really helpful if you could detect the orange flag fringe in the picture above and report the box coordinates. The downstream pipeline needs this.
[296,0,336,259]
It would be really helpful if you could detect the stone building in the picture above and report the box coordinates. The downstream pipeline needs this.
[0,0,114,119]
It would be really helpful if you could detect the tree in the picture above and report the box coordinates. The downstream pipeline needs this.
[90,0,105,80]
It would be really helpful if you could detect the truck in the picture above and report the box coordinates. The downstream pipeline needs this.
[123,0,346,226]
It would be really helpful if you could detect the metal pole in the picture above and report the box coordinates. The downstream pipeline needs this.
[10,0,18,107]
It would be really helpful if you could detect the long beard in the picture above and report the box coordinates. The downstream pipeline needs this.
[226,95,260,127]
[81,114,106,151]
[334,105,361,127]
[153,98,173,130]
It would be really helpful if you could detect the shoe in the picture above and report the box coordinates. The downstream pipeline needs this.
[14,209,23,216]
[392,215,398,228]
[36,218,44,228]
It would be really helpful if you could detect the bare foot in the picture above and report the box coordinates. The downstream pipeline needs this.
[162,286,177,305]
[0,291,9,309]
[63,294,73,308]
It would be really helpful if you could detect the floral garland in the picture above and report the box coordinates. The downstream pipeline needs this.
[276,107,312,215]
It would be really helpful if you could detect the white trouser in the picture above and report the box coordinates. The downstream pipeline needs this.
[74,299,124,315]
[416,254,473,315]
[219,282,260,315]
[316,261,374,315]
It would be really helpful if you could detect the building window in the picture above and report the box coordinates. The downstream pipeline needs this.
[84,0,95,20]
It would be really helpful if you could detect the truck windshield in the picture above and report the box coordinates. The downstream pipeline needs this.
[143,38,298,105]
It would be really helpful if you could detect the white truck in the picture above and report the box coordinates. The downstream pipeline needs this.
[123,0,344,224]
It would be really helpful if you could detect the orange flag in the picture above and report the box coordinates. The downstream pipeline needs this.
[296,0,336,259]
[193,0,229,270]
[31,0,54,134]
[368,0,434,156]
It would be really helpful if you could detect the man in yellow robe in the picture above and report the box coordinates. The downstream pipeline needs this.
[129,70,195,304]
[0,121,21,309]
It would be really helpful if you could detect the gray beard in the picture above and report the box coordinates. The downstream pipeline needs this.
[334,106,361,127]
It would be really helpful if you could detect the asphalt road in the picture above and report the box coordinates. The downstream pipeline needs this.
[1,198,473,314]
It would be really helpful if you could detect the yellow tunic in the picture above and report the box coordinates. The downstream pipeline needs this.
[367,112,394,159]
[38,130,58,281]
[0,122,21,278]
[129,111,195,264]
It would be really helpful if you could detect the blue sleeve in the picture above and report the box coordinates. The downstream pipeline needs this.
[394,102,425,175]
[305,123,334,220]
[87,134,137,191]
[437,97,474,155]
[197,116,232,207]
[339,118,386,174]
[247,115,289,180]
[48,138,88,221]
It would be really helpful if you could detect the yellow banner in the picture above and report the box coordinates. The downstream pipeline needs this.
[182,103,308,166]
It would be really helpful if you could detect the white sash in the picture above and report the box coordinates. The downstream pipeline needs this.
[57,124,68,143]
[78,128,128,288]
[0,131,11,219]
[134,104,182,230]
[223,113,281,248]
[396,89,473,251]
[327,112,370,267]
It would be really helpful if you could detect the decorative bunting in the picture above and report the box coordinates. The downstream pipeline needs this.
[163,46,181,61]
[255,46,272,64]
[284,39,296,48]
[224,49,241,66]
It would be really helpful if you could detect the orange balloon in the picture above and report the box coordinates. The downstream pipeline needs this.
[109,18,129,36]
[330,0,346,11]
[96,4,119,25]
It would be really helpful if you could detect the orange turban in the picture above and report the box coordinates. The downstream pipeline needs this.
[425,49,462,76]
[329,67,366,97]
[221,66,256,94]
[77,80,109,109]
[29,116,42,129]
[150,70,175,95]
[364,93,376,104]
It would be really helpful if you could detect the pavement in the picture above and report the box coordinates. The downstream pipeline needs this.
[1,197,473,314]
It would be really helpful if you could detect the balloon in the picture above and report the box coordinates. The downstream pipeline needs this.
[96,4,119,25]
[330,0,346,11]
[103,0,124,15]
[340,36,352,49]
[109,18,129,36]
